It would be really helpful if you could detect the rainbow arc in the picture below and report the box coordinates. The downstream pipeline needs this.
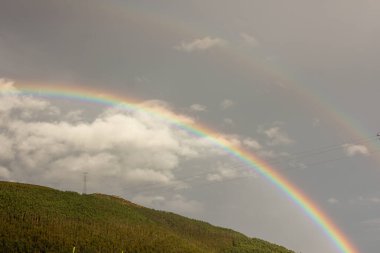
[0,83,358,253]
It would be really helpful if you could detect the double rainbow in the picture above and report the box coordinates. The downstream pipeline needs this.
[0,83,358,253]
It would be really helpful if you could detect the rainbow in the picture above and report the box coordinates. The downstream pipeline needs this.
[100,0,379,160]
[0,83,358,253]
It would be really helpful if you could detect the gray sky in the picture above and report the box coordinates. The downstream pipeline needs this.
[1,1,380,252]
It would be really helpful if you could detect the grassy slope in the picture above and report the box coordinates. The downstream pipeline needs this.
[0,181,294,253]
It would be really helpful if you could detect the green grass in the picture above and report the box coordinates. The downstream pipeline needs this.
[0,181,294,253]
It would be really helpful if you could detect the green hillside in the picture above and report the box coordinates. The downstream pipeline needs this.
[0,181,294,253]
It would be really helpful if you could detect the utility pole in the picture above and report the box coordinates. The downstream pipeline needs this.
[83,172,88,195]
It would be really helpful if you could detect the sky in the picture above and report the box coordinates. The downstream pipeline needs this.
[0,1,380,252]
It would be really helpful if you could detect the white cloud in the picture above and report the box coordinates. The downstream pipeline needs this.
[0,79,56,120]
[175,37,227,52]
[206,162,257,183]
[243,138,262,150]
[260,126,294,146]
[6,110,192,181]
[0,80,235,197]
[207,166,238,182]
[190,104,207,112]
[343,144,369,157]
[240,32,259,47]
[220,99,234,110]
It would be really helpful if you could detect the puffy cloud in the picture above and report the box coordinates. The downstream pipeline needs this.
[243,138,262,150]
[0,80,297,219]
[206,163,257,183]
[0,82,233,193]
[207,166,238,182]
[190,104,207,112]
[240,32,259,47]
[0,79,60,121]
[343,144,369,157]
[6,110,193,183]
[260,126,294,146]
[175,37,227,52]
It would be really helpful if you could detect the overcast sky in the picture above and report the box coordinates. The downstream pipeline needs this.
[1,1,380,252]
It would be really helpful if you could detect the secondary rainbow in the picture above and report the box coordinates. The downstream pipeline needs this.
[0,83,358,253]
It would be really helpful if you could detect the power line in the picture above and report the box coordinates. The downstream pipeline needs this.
[265,135,378,166]
[123,134,380,195]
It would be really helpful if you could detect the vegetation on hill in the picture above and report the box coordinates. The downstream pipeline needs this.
[0,181,294,253]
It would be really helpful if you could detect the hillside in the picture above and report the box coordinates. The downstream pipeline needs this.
[0,181,294,253]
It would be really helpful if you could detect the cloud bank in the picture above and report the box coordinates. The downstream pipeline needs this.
[0,80,226,198]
